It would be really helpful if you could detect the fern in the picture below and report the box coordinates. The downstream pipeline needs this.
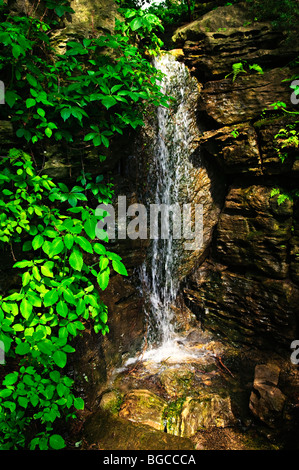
[231,62,247,82]
[249,64,264,74]
[226,62,264,82]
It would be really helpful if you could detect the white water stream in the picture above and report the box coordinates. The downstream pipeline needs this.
[125,53,211,366]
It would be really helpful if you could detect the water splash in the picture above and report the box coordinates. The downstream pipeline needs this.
[137,52,202,363]
[118,52,206,368]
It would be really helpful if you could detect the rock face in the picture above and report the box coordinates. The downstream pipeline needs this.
[171,2,299,352]
[172,3,299,81]
[198,68,291,127]
[249,364,286,427]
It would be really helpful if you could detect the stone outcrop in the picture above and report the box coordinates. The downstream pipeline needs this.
[171,2,299,352]
[119,389,167,431]
[249,363,286,427]
[198,68,292,127]
[172,3,299,81]
[180,394,236,437]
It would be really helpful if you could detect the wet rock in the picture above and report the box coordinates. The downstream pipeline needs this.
[83,410,195,450]
[180,393,236,437]
[160,368,194,398]
[249,364,286,427]
[67,0,119,35]
[99,390,122,415]
[0,121,13,153]
[290,204,299,285]
[119,389,167,431]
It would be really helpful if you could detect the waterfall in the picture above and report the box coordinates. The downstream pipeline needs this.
[137,53,202,363]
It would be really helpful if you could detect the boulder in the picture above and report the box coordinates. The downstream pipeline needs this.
[180,393,236,437]
[249,364,286,427]
[172,3,299,81]
[119,389,167,431]
[83,409,195,450]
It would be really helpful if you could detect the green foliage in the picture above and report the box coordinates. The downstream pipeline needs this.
[0,2,168,148]
[116,6,165,54]
[231,128,240,138]
[225,61,264,82]
[246,0,299,36]
[144,0,195,27]
[0,149,131,449]
[274,124,299,162]
[270,187,299,205]
[0,0,168,451]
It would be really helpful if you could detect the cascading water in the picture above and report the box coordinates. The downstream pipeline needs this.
[136,52,204,363]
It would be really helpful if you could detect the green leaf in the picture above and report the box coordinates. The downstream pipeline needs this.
[37,108,46,118]
[15,342,30,355]
[50,371,61,382]
[26,98,36,108]
[112,260,128,276]
[67,322,77,336]
[101,96,117,110]
[63,289,76,305]
[44,289,59,307]
[69,249,83,272]
[76,236,93,254]
[99,257,109,271]
[26,74,38,87]
[97,267,110,291]
[20,299,33,319]
[76,298,86,315]
[12,44,23,59]
[45,127,52,138]
[22,271,31,286]
[74,397,84,410]
[84,217,96,240]
[49,434,66,450]
[32,234,44,250]
[3,371,18,386]
[41,262,54,278]
[94,243,106,255]
[5,90,19,108]
[49,238,65,257]
[53,350,67,368]
[37,341,53,355]
[64,234,74,249]
[130,17,143,31]
[18,396,29,408]
[61,108,71,121]
[57,300,68,317]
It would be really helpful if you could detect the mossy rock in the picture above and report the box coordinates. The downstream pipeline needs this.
[83,410,195,450]
[119,389,167,431]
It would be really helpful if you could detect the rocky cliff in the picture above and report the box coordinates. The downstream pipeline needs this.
[170,2,299,352]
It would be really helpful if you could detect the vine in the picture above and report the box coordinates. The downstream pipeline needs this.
[0,0,169,450]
